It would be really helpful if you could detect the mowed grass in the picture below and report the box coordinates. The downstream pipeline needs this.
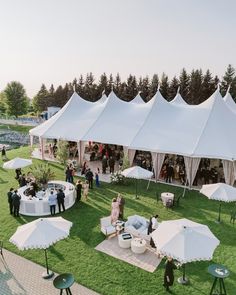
[0,146,235,295]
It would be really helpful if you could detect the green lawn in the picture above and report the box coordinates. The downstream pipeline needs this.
[0,146,235,295]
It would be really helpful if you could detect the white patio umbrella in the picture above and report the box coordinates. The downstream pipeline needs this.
[200,183,236,223]
[151,218,219,284]
[121,166,153,199]
[3,157,32,169]
[10,217,73,279]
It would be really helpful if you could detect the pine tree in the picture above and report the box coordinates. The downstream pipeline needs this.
[138,76,150,101]
[221,64,235,95]
[179,68,190,99]
[53,85,65,107]
[202,70,215,101]
[77,75,84,97]
[149,74,159,99]
[168,76,179,100]
[160,73,169,100]
[188,69,203,104]
[114,73,122,97]
[32,84,49,113]
[125,75,137,101]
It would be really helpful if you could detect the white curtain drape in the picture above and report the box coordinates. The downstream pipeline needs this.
[39,137,45,160]
[30,135,34,148]
[184,157,201,188]
[128,149,136,166]
[77,141,86,165]
[233,161,236,181]
[222,160,235,185]
[151,152,165,181]
[123,146,128,159]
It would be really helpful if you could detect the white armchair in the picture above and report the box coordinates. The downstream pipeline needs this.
[124,215,150,241]
[100,216,116,236]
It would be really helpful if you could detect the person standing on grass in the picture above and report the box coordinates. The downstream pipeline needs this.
[7,188,14,215]
[163,257,177,292]
[95,172,100,187]
[82,181,89,201]
[75,180,82,201]
[85,168,94,189]
[1,145,7,161]
[57,189,65,213]
[48,190,57,215]
[12,189,21,217]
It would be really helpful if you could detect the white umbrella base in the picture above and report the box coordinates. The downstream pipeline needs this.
[177,276,189,285]
[42,270,54,279]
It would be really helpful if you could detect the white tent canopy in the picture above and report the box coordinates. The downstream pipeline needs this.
[29,89,236,162]
[131,92,145,104]
[223,92,236,113]
[170,93,188,105]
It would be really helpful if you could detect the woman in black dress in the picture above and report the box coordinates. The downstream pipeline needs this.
[163,257,177,292]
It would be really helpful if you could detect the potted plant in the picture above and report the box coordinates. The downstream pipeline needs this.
[31,163,55,190]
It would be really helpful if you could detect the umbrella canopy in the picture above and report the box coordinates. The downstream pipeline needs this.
[121,166,153,179]
[3,157,32,169]
[200,183,236,202]
[10,217,72,250]
[151,218,219,263]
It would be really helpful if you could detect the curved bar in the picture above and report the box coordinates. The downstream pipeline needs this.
[19,180,76,216]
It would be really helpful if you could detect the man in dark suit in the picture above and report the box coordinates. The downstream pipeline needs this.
[12,190,21,217]
[57,189,65,213]
[85,168,94,189]
[7,188,14,214]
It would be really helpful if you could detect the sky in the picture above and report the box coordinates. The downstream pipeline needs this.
[0,0,235,97]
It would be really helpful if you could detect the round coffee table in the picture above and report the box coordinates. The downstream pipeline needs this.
[131,238,146,254]
[53,273,74,295]
[208,264,229,295]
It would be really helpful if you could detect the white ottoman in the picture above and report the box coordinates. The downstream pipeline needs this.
[118,233,133,248]
[131,238,146,254]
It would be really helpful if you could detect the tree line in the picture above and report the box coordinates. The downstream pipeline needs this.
[1,65,236,117]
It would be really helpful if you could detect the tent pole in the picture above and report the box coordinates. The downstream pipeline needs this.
[217,202,221,223]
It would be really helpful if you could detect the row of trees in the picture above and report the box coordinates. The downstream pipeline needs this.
[1,65,236,117]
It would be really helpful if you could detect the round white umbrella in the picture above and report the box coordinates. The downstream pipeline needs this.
[10,217,72,279]
[121,166,153,199]
[200,183,236,222]
[3,157,32,169]
[151,218,219,284]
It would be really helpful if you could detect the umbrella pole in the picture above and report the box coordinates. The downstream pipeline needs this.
[178,264,189,285]
[135,179,138,199]
[42,248,54,279]
[216,202,221,223]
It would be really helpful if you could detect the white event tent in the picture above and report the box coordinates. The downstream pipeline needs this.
[29,88,236,187]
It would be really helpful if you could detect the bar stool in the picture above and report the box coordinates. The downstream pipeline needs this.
[53,273,74,295]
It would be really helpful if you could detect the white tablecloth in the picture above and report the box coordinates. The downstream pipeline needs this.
[161,192,174,205]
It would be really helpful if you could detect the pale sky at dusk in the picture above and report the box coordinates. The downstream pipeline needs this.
[0,0,235,97]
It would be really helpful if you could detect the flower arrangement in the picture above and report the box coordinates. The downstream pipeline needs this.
[110,171,124,184]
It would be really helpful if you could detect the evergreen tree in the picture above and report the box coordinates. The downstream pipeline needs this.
[53,85,65,107]
[202,70,215,101]
[179,68,190,99]
[107,74,114,94]
[77,75,85,97]
[188,69,203,104]
[99,73,108,95]
[168,76,179,100]
[138,76,150,101]
[32,84,50,112]
[125,74,137,101]
[114,73,122,97]
[160,73,170,100]
[221,64,235,95]
[149,74,159,99]
[4,81,28,117]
